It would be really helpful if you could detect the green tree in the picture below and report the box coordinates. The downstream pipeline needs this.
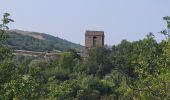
[109,40,134,77]
[0,13,43,100]
[59,49,81,72]
[0,13,13,61]
[0,13,17,99]
[126,21,170,99]
[47,79,79,99]
[81,47,112,77]
[159,16,170,39]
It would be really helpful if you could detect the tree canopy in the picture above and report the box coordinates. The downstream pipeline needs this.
[1,13,170,99]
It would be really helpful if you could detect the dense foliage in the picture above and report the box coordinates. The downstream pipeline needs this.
[1,14,170,99]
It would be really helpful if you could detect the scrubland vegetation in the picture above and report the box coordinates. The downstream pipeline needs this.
[1,13,170,100]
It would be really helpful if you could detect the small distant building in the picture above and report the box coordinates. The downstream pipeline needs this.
[83,30,104,59]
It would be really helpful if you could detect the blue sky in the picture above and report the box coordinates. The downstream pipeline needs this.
[0,0,170,45]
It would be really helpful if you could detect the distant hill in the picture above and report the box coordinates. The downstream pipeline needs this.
[7,29,84,52]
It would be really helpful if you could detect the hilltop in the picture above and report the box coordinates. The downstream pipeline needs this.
[7,29,84,52]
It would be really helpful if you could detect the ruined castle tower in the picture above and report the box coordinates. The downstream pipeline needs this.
[84,30,104,59]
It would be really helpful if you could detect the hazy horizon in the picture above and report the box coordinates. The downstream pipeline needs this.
[0,0,170,45]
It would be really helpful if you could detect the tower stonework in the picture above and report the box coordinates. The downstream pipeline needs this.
[84,30,104,59]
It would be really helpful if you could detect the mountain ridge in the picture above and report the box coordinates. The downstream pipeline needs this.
[7,29,84,52]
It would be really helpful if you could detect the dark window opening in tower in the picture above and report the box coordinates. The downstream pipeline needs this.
[93,36,97,47]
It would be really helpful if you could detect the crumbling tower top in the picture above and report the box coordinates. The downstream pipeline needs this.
[85,31,104,48]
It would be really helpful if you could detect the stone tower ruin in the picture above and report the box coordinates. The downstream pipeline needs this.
[83,30,104,59]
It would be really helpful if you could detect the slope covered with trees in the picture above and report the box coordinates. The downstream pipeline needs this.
[7,29,83,52]
[1,13,170,99]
